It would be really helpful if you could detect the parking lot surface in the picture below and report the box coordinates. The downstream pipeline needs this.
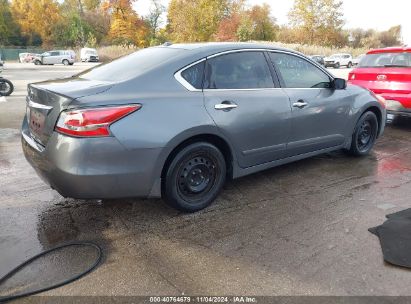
[1,63,411,296]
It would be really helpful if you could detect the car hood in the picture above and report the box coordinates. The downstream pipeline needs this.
[30,77,114,99]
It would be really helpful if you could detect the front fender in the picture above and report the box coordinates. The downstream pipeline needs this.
[346,84,386,136]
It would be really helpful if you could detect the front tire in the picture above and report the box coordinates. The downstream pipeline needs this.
[347,111,379,156]
[163,142,226,212]
[62,59,69,66]
[347,62,353,68]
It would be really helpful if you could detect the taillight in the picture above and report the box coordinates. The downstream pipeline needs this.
[349,73,355,80]
[55,105,141,137]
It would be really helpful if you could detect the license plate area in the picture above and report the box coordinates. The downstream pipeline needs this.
[26,99,52,145]
[29,107,46,135]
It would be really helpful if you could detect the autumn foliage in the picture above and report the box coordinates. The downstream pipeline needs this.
[104,0,149,47]
[0,0,403,50]
[11,0,62,46]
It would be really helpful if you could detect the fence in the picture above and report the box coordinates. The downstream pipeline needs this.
[0,48,45,61]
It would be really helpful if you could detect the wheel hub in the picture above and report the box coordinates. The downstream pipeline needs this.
[178,156,216,195]
[357,121,373,150]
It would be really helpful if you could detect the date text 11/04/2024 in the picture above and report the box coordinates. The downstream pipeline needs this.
[149,296,257,303]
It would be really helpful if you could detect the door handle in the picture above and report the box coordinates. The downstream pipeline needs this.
[215,102,238,111]
[292,100,308,109]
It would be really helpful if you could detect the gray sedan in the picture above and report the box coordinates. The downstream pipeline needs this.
[22,43,386,212]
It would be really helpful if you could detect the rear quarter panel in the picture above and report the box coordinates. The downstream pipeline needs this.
[71,59,228,182]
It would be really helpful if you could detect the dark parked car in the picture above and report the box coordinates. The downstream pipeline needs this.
[22,43,386,212]
[309,55,325,66]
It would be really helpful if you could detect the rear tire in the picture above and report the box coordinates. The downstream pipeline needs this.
[0,79,14,96]
[34,60,42,65]
[346,111,378,156]
[334,62,340,69]
[163,142,226,212]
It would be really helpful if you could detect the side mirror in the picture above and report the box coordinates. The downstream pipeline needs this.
[333,78,347,90]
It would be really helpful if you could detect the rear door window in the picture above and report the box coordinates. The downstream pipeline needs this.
[204,52,274,89]
[270,52,331,89]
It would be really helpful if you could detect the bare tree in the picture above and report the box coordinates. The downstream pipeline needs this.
[147,0,166,41]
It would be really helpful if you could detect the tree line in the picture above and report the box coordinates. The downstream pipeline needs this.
[0,0,403,49]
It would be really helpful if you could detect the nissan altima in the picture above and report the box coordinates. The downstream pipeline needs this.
[22,43,386,212]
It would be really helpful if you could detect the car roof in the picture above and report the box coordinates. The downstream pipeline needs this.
[160,42,305,57]
[367,47,411,54]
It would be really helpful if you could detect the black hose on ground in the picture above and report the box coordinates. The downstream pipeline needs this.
[0,242,102,303]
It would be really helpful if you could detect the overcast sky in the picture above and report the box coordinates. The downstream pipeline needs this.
[133,0,410,44]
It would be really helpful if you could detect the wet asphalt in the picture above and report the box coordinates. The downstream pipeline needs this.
[0,63,411,296]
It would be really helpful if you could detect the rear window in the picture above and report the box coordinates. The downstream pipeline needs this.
[79,47,182,82]
[359,52,411,68]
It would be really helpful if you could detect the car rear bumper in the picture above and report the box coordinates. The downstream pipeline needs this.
[21,117,163,199]
[349,80,411,114]
[385,100,411,117]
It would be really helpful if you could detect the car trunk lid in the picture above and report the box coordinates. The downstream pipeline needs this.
[349,67,411,94]
[26,79,113,146]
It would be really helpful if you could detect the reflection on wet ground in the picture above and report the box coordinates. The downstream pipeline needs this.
[1,120,411,296]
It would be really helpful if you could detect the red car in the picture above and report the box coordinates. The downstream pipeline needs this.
[348,47,411,118]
